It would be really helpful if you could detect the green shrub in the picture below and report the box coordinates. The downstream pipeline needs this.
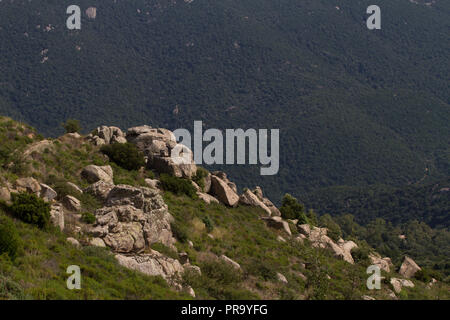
[280,194,308,223]
[415,268,442,283]
[62,119,81,133]
[0,275,29,299]
[202,216,214,233]
[10,193,51,229]
[159,174,197,199]
[171,220,188,243]
[151,243,179,260]
[0,219,22,260]
[101,143,145,171]
[318,214,342,242]
[81,212,96,224]
[192,167,209,191]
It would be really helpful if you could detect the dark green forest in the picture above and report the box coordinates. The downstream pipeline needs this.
[0,0,448,202]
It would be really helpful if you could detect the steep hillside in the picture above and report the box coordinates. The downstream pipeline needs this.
[0,0,449,200]
[0,117,448,300]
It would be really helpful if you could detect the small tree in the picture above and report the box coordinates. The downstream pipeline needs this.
[10,193,51,229]
[280,193,308,223]
[62,119,81,133]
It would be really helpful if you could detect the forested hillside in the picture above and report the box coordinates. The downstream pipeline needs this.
[0,0,449,202]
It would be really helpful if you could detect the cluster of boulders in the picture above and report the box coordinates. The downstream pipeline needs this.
[297,224,358,264]
[88,126,127,146]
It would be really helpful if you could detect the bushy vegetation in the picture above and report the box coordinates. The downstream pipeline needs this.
[10,193,51,229]
[280,194,308,223]
[81,212,96,224]
[100,143,145,171]
[192,167,209,191]
[0,218,22,261]
[62,119,81,134]
[159,174,197,199]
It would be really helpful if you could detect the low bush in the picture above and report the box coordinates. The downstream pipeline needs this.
[10,193,51,229]
[192,167,209,191]
[81,212,96,224]
[101,143,145,171]
[159,174,197,199]
[171,220,188,243]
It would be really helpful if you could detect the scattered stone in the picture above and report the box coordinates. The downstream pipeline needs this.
[390,278,415,293]
[399,256,421,278]
[277,235,286,242]
[220,255,241,270]
[276,272,288,284]
[66,237,80,247]
[179,252,190,265]
[188,240,194,248]
[362,295,376,300]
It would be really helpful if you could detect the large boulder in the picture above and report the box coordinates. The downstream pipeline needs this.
[261,216,292,236]
[197,192,220,205]
[210,175,239,207]
[90,125,126,145]
[15,177,41,195]
[81,165,114,184]
[399,256,421,279]
[239,189,271,216]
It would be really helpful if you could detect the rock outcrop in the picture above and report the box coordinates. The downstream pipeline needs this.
[84,180,115,201]
[239,189,271,216]
[399,256,421,279]
[89,184,175,253]
[15,177,41,195]
[126,126,197,178]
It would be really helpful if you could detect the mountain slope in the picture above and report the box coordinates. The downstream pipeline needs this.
[0,0,449,201]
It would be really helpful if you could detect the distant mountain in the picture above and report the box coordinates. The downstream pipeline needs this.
[1,0,449,201]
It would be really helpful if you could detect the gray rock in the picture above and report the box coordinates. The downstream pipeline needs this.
[67,237,80,247]
[239,189,271,216]
[276,272,288,284]
[40,183,57,201]
[84,181,114,201]
[50,203,65,230]
[261,216,292,236]
[15,177,41,195]
[81,165,114,184]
